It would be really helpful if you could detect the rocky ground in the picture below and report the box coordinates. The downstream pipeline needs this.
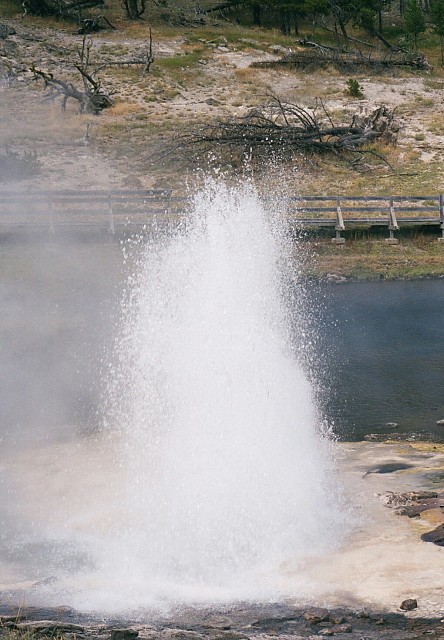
[1,440,444,634]
[1,601,444,640]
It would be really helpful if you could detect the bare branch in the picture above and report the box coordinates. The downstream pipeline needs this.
[155,96,400,170]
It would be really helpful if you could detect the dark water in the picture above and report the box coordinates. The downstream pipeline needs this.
[1,241,443,443]
[311,279,444,441]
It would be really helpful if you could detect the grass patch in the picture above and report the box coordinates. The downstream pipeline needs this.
[156,50,206,71]
[0,0,20,17]
[306,234,444,280]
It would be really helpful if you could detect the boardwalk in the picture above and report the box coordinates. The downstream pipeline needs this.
[0,190,443,242]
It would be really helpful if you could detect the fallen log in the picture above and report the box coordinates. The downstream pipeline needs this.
[158,95,400,168]
[254,48,432,72]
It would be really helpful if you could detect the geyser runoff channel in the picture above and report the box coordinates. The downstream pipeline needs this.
[50,180,343,613]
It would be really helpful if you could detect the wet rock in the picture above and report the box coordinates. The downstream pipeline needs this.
[111,630,139,640]
[318,623,352,636]
[421,523,444,546]
[396,491,438,503]
[381,491,439,509]
[303,608,330,624]
[356,611,370,618]
[365,431,441,443]
[325,273,347,284]
[161,631,204,640]
[400,599,418,611]
[396,501,444,517]
[16,621,85,634]
[250,615,301,630]
[201,616,232,630]
[333,623,352,634]
[206,632,247,640]
[382,491,444,518]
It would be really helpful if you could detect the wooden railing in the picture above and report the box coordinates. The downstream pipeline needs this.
[0,190,443,242]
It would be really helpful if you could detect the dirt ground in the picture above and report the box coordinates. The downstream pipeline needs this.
[1,17,444,195]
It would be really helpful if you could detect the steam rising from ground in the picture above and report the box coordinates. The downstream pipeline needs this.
[0,180,345,614]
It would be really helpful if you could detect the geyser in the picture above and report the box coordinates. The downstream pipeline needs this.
[90,179,345,611]
[1,180,345,614]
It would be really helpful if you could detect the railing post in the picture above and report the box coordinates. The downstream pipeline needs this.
[438,194,444,243]
[386,196,399,244]
[48,195,55,236]
[165,190,173,232]
[107,193,115,237]
[331,196,345,245]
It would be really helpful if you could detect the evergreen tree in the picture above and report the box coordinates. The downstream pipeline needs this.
[431,0,444,62]
[404,0,426,48]
[303,0,329,34]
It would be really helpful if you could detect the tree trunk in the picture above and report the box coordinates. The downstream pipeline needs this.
[333,21,341,46]
[337,14,348,40]
[124,0,143,19]
[252,3,261,25]
[293,11,299,35]
[280,9,291,35]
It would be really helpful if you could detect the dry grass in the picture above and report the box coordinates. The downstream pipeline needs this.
[233,67,260,84]
[106,101,142,116]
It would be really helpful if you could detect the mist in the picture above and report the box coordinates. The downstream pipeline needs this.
[0,236,125,445]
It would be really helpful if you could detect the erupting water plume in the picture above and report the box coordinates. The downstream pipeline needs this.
[0,179,346,615]
[86,179,345,611]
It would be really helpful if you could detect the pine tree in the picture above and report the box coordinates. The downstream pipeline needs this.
[431,0,444,63]
[404,0,426,48]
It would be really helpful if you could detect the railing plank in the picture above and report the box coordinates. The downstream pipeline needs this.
[0,191,442,237]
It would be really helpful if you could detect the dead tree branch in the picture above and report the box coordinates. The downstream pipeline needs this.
[21,0,105,20]
[160,96,400,169]
[32,36,113,113]
[92,30,154,75]
[78,15,116,34]
[256,45,432,72]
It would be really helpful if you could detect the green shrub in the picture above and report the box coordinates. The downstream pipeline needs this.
[345,78,364,98]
